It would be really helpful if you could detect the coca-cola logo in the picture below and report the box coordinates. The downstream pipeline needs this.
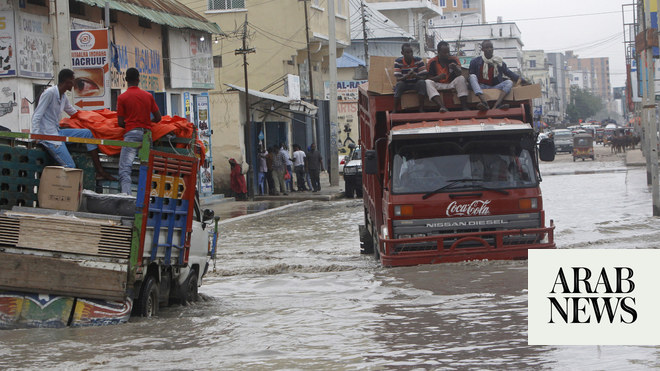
[446,200,491,216]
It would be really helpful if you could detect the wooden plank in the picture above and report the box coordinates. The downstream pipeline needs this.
[0,252,128,301]
[7,214,132,259]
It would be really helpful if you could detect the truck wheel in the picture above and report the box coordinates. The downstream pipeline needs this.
[356,187,363,198]
[373,232,381,261]
[359,224,373,254]
[137,276,159,317]
[182,270,199,305]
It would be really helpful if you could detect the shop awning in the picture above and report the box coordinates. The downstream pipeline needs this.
[77,0,223,35]
[225,83,318,116]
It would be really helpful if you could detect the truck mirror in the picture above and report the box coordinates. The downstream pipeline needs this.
[364,150,378,174]
[203,209,215,221]
[538,139,555,162]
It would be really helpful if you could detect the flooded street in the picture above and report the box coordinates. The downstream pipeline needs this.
[2,148,660,370]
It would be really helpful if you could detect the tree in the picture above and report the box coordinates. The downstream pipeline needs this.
[566,86,604,123]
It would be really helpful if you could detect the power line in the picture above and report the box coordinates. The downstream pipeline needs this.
[496,10,623,23]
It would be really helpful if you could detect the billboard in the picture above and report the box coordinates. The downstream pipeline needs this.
[70,29,110,110]
[16,12,53,79]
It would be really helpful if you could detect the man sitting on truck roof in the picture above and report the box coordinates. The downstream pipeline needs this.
[31,68,116,181]
[393,43,427,113]
[468,40,528,111]
[425,41,469,112]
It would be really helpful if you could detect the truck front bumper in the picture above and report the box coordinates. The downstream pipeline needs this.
[378,221,556,267]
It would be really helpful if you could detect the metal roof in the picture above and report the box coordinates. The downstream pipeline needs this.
[77,0,223,35]
[225,83,318,116]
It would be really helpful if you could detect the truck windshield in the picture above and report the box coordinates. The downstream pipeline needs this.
[391,140,537,194]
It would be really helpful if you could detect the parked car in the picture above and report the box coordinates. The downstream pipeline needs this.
[338,154,349,174]
[553,129,573,153]
[343,145,362,198]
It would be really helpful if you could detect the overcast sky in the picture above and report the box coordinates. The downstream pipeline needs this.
[484,0,632,87]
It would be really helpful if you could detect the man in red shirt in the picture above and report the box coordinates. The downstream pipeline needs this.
[117,67,162,194]
[425,41,469,112]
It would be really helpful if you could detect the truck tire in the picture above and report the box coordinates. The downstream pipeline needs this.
[182,270,199,305]
[136,276,159,317]
[356,187,363,198]
[373,230,381,261]
[359,224,373,254]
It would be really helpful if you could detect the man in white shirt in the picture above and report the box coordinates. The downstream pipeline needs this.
[292,144,307,191]
[32,69,115,180]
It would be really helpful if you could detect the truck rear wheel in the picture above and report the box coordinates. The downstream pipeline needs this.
[136,276,159,317]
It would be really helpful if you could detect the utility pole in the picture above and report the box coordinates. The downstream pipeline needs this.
[360,0,369,66]
[302,0,317,145]
[642,0,660,215]
[236,15,256,200]
[328,0,338,186]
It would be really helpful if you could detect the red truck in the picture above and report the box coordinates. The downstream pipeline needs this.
[357,86,555,267]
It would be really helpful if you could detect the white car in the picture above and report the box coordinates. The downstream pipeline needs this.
[338,154,349,174]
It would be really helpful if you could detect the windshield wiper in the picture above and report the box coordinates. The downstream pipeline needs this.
[422,178,483,199]
[422,178,509,199]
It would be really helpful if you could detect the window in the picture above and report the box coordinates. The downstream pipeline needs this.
[529,60,536,68]
[27,0,46,6]
[213,55,222,68]
[462,0,469,7]
[453,0,457,7]
[208,0,245,11]
[312,0,320,6]
[336,0,344,15]
[439,0,446,6]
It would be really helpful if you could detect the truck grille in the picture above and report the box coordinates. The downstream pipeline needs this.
[391,213,542,253]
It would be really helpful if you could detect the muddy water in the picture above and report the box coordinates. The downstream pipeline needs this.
[2,157,660,370]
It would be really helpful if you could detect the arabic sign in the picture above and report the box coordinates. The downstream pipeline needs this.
[324,80,367,102]
[70,29,110,110]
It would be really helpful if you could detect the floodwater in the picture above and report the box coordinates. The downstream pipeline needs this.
[2,149,660,370]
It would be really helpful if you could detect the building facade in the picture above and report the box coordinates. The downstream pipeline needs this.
[565,51,611,102]
[179,0,351,194]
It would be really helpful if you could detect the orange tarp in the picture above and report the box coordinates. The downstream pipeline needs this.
[60,109,195,156]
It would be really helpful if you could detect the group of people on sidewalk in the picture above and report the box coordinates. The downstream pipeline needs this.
[255,142,324,196]
[393,39,529,113]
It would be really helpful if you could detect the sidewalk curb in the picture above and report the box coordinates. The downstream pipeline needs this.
[217,200,314,225]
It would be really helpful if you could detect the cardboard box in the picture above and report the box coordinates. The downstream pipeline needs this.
[468,88,513,103]
[513,84,542,100]
[38,166,83,211]
[367,56,398,95]
[401,92,435,110]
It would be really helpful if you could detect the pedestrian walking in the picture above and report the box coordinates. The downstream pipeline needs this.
[229,158,247,200]
[292,144,307,191]
[272,144,288,195]
[258,144,268,195]
[306,143,324,192]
